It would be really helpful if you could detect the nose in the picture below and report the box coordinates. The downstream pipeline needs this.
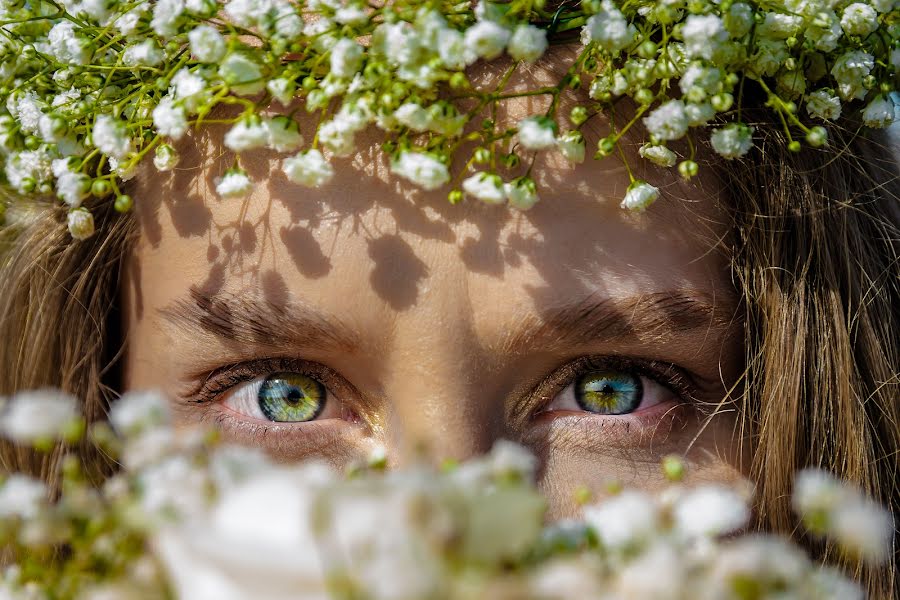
[378,305,506,467]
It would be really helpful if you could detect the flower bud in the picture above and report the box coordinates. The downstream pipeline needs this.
[114,194,133,213]
[806,126,828,148]
[67,208,95,240]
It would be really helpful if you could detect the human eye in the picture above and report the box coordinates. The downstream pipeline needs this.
[184,357,365,452]
[529,356,699,439]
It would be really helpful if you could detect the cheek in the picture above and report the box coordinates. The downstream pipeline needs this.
[532,409,747,519]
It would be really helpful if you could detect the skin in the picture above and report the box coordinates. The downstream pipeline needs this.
[124,72,748,516]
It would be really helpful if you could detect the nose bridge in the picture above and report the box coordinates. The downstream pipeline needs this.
[379,294,503,466]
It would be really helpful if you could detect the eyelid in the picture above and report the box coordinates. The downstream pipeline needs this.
[526,355,700,418]
[190,357,358,406]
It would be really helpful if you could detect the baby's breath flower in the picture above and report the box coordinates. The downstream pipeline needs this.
[267,78,297,106]
[395,103,431,132]
[92,115,133,160]
[621,180,660,212]
[123,40,165,67]
[0,475,47,519]
[153,144,180,172]
[638,144,677,167]
[517,116,557,150]
[67,207,95,240]
[710,123,754,159]
[109,391,171,437]
[582,0,636,55]
[462,172,506,205]
[682,14,728,61]
[757,12,803,40]
[171,68,207,111]
[152,97,189,140]
[220,53,266,96]
[282,149,334,187]
[0,389,79,443]
[684,102,716,126]
[265,117,304,152]
[806,89,843,120]
[643,99,688,141]
[557,131,586,164]
[45,21,89,65]
[438,28,475,70]
[464,20,510,61]
[862,95,895,128]
[507,24,548,63]
[151,0,186,38]
[673,486,750,538]
[52,159,90,207]
[724,2,754,37]
[840,3,879,37]
[215,168,253,198]
[188,24,227,63]
[830,50,874,100]
[583,491,659,550]
[330,38,364,79]
[504,177,539,210]
[391,151,450,190]
[224,118,269,152]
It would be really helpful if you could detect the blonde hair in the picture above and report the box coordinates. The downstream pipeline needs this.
[1,125,898,595]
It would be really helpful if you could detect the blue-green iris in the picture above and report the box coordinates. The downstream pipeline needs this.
[575,371,642,415]
[258,372,325,422]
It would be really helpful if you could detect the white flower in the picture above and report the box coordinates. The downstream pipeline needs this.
[862,95,894,128]
[583,491,659,550]
[462,172,506,205]
[830,50,874,100]
[639,144,677,167]
[643,99,688,141]
[507,24,548,63]
[615,543,685,599]
[330,38,364,79]
[582,0,636,54]
[557,131,585,163]
[53,159,89,207]
[621,181,660,212]
[114,6,149,36]
[685,102,716,126]
[188,24,227,63]
[153,144,179,171]
[391,151,450,190]
[45,21,89,65]
[109,391,171,437]
[68,208,95,240]
[15,92,43,136]
[438,29,476,70]
[724,2,754,37]
[840,3,879,37]
[219,53,265,96]
[224,118,270,152]
[151,0,185,38]
[710,123,754,159]
[806,10,843,52]
[0,475,46,519]
[4,149,53,194]
[267,78,296,106]
[152,97,189,140]
[154,464,333,600]
[830,498,893,563]
[679,64,723,99]
[335,5,368,25]
[265,117,303,152]
[464,20,510,61]
[757,12,803,39]
[282,149,334,187]
[92,115,133,160]
[109,156,137,182]
[171,68,207,111]
[517,116,557,150]
[504,179,539,210]
[682,14,727,60]
[215,169,253,198]
[394,103,431,132]
[0,389,79,443]
[673,486,750,538]
[317,118,358,156]
[123,40,165,66]
[806,89,842,120]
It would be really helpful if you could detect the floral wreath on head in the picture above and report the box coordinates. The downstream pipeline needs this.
[0,0,897,240]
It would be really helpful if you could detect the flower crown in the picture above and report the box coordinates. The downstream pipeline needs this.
[0,0,897,240]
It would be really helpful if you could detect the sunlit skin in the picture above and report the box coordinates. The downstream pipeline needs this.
[124,66,748,517]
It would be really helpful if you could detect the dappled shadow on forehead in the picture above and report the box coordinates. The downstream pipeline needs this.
[130,49,728,319]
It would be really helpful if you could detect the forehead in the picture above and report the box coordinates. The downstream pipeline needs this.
[127,89,733,353]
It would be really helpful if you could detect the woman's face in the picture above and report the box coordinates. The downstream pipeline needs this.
[124,92,746,516]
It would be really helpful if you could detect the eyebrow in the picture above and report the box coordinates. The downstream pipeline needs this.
[161,288,735,357]
[497,290,737,354]
[161,287,362,354]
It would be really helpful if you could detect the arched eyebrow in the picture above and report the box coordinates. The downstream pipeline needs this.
[160,287,362,354]
[497,290,737,354]
[161,287,736,358]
